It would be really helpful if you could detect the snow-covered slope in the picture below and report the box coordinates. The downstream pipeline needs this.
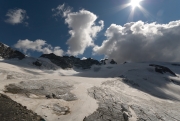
[0,59,180,121]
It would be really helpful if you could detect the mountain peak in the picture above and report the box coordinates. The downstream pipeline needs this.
[0,42,25,60]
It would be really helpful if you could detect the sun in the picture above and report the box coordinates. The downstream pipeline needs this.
[117,0,149,22]
[129,0,143,8]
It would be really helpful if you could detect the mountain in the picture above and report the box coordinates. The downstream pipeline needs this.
[0,42,180,121]
[0,42,25,60]
[40,53,101,69]
[0,42,117,70]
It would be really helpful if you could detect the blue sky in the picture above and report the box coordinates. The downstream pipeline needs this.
[1,0,180,62]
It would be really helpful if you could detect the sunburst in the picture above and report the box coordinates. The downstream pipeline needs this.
[115,0,153,22]
[129,0,143,9]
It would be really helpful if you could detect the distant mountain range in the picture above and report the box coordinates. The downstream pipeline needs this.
[0,42,117,69]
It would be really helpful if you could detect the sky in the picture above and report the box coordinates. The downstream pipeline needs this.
[1,0,180,62]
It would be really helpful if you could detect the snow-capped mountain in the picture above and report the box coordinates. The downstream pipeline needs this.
[0,42,180,121]
[0,42,117,70]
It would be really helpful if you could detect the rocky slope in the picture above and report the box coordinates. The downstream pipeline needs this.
[0,42,118,69]
[40,53,101,69]
[0,94,44,121]
[0,42,25,60]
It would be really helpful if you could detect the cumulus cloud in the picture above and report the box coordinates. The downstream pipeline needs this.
[14,39,64,56]
[93,20,180,63]
[5,8,29,25]
[53,4,104,56]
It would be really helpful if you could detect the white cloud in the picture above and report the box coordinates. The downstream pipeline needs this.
[14,39,64,56]
[5,8,29,25]
[93,20,180,63]
[53,47,64,56]
[52,4,72,17]
[52,5,104,56]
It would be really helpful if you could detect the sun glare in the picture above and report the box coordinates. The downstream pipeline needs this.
[117,0,151,22]
[129,0,142,8]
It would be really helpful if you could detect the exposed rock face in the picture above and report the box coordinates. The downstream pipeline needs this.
[0,42,25,60]
[33,60,42,67]
[100,59,108,65]
[110,59,117,64]
[40,53,101,69]
[172,63,180,66]
[0,94,44,121]
[149,64,176,76]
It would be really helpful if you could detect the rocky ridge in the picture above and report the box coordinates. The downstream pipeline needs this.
[40,53,112,69]
[0,42,118,69]
[0,42,25,60]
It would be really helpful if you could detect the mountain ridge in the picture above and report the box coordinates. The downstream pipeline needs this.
[0,42,25,60]
[0,42,117,69]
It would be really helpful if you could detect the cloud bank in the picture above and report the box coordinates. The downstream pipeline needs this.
[5,8,29,25]
[14,39,64,56]
[53,4,104,56]
[93,20,180,63]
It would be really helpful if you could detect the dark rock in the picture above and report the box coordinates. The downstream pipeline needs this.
[123,112,129,121]
[110,59,117,64]
[149,64,176,76]
[52,93,56,98]
[122,78,140,87]
[170,79,180,86]
[46,95,52,99]
[33,60,42,67]
[0,42,25,60]
[172,63,180,66]
[100,58,108,65]
[40,53,101,69]
[119,75,125,78]
[123,61,127,64]
[0,93,44,121]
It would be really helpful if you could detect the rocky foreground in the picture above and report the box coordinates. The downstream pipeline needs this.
[0,94,45,121]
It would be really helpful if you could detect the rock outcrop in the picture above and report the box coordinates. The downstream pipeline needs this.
[149,64,176,76]
[100,59,108,65]
[40,53,101,69]
[110,59,117,64]
[0,94,44,121]
[0,42,25,60]
[33,60,42,67]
